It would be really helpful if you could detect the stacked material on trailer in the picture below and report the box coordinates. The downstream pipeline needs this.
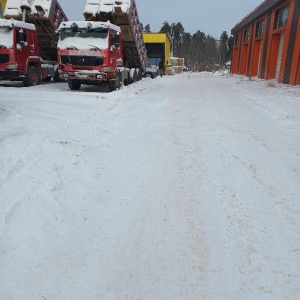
[4,0,68,61]
[166,57,185,75]
[83,0,146,72]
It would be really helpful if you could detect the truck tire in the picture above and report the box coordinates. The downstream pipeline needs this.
[23,66,39,87]
[129,68,137,84]
[136,68,142,81]
[124,73,129,86]
[144,71,155,79]
[54,69,60,82]
[68,80,81,90]
[109,76,120,92]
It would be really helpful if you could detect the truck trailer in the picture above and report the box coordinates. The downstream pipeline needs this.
[0,0,68,86]
[57,0,147,91]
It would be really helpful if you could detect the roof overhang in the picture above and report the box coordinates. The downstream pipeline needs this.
[231,0,287,35]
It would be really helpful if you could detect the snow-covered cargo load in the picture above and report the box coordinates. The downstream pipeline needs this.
[83,0,146,72]
[4,0,68,61]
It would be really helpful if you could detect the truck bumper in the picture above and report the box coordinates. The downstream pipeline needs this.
[59,71,108,81]
[0,70,20,80]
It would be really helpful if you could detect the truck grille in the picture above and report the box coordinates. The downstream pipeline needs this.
[0,54,9,64]
[61,55,103,66]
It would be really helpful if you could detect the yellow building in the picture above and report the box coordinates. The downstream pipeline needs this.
[0,0,7,17]
[142,33,172,73]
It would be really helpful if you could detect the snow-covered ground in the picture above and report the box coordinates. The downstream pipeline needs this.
[0,73,299,299]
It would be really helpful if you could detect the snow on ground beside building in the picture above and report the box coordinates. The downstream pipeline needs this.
[0,73,299,299]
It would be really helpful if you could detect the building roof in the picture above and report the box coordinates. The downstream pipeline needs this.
[231,0,286,34]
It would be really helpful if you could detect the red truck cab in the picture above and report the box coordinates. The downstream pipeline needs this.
[57,21,125,91]
[0,19,45,86]
[1,0,68,87]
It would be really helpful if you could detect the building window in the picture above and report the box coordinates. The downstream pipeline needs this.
[275,6,289,29]
[256,21,264,37]
[244,29,249,42]
[235,34,239,45]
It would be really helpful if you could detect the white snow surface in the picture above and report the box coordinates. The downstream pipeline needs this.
[57,21,119,51]
[5,0,52,18]
[57,36,109,51]
[0,73,299,299]
[0,27,13,48]
[84,0,131,15]
[0,18,36,31]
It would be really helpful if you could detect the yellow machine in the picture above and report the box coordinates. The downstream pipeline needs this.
[143,33,172,73]
[0,0,7,17]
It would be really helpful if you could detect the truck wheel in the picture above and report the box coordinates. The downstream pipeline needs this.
[109,76,120,92]
[54,69,60,82]
[144,72,154,79]
[23,66,39,87]
[136,69,142,81]
[68,80,81,90]
[129,69,137,84]
[123,70,130,86]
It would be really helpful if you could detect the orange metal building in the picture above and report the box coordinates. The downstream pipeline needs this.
[231,0,300,85]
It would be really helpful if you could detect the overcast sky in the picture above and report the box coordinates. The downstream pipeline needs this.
[59,0,264,38]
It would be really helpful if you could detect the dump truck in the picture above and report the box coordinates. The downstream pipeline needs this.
[0,0,68,86]
[57,0,147,91]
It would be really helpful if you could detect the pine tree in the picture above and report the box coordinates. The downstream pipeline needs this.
[219,31,229,66]
[144,24,151,33]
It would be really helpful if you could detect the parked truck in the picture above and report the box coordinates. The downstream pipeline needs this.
[0,0,68,86]
[57,0,147,91]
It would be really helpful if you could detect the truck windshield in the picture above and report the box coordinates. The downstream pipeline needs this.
[0,26,13,48]
[58,27,109,50]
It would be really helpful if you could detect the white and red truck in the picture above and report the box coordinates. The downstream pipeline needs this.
[0,0,68,86]
[57,0,147,91]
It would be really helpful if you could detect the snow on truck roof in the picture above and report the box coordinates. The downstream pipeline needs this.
[0,18,36,30]
[84,0,132,15]
[5,0,52,18]
[58,21,120,32]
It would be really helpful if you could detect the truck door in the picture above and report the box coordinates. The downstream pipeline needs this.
[110,32,121,68]
[15,28,30,73]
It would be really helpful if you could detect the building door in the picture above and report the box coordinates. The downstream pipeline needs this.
[231,48,239,73]
[251,40,262,77]
[240,44,249,75]
[296,55,300,85]
[275,33,285,81]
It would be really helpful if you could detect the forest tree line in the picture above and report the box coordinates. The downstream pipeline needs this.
[141,22,233,72]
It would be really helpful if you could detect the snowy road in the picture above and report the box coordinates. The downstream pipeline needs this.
[0,74,300,299]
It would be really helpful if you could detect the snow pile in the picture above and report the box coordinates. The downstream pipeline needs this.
[211,70,230,76]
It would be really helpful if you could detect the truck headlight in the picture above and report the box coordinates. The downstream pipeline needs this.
[96,74,103,79]
[6,64,18,70]
[100,67,111,72]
